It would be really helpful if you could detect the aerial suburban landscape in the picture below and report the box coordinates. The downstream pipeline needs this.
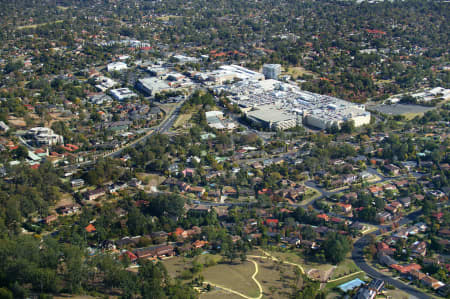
[0,0,448,298]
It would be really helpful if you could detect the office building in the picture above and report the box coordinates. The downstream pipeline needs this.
[263,64,281,79]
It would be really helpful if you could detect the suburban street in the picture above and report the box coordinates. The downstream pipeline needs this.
[352,235,430,299]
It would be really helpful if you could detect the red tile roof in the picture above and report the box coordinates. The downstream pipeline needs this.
[85,224,96,233]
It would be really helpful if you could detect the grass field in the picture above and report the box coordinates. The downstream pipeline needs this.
[264,249,333,273]
[136,172,166,190]
[17,20,63,29]
[163,256,192,279]
[298,187,321,206]
[163,254,223,280]
[330,259,360,280]
[173,113,192,129]
[155,15,183,21]
[202,261,260,298]
[200,289,242,299]
[255,257,299,298]
[381,289,414,299]
[285,66,315,80]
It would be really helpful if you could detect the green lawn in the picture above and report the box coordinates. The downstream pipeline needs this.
[330,258,360,280]
[202,261,260,298]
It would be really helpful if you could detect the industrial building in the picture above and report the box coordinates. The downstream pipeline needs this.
[214,77,371,130]
[263,64,281,79]
[136,78,171,96]
[109,88,138,101]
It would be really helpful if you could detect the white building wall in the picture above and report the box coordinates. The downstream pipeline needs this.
[351,113,371,127]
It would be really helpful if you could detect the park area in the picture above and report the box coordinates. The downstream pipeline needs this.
[162,248,366,299]
[162,251,305,299]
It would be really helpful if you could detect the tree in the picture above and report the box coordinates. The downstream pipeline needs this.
[340,120,355,134]
[322,232,351,264]
[0,288,13,299]
[14,145,28,160]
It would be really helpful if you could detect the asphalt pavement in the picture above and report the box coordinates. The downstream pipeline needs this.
[352,235,430,299]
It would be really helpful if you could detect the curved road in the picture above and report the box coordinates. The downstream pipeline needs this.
[352,235,430,299]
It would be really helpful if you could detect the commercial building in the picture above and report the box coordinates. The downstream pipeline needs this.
[109,88,138,101]
[214,78,370,130]
[246,105,299,130]
[146,66,168,77]
[263,64,281,79]
[205,111,236,130]
[136,78,171,96]
[27,127,64,146]
[172,55,199,64]
[107,62,127,72]
[95,76,118,92]
[206,65,265,84]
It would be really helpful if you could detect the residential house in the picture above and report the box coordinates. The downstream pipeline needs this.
[408,269,426,281]
[134,245,175,260]
[342,174,358,184]
[377,242,396,256]
[44,214,58,225]
[390,263,421,274]
[57,204,80,215]
[393,229,409,239]
[151,231,169,242]
[391,201,402,210]
[410,241,427,257]
[383,184,398,194]
[384,164,400,176]
[192,240,208,249]
[189,186,206,196]
[367,279,385,293]
[121,251,138,263]
[182,168,195,177]
[115,236,141,248]
[342,192,358,202]
[394,180,409,189]
[398,197,411,208]
[378,253,397,266]
[420,276,445,290]
[385,204,398,214]
[85,224,96,233]
[337,203,352,213]
[71,178,85,188]
[0,121,9,132]
[317,214,329,222]
[369,186,383,197]
[377,212,392,223]
[85,188,106,201]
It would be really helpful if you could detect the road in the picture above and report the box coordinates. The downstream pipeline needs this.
[73,99,428,298]
[352,235,430,299]
[192,167,430,298]
[106,99,186,158]
[74,99,186,168]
